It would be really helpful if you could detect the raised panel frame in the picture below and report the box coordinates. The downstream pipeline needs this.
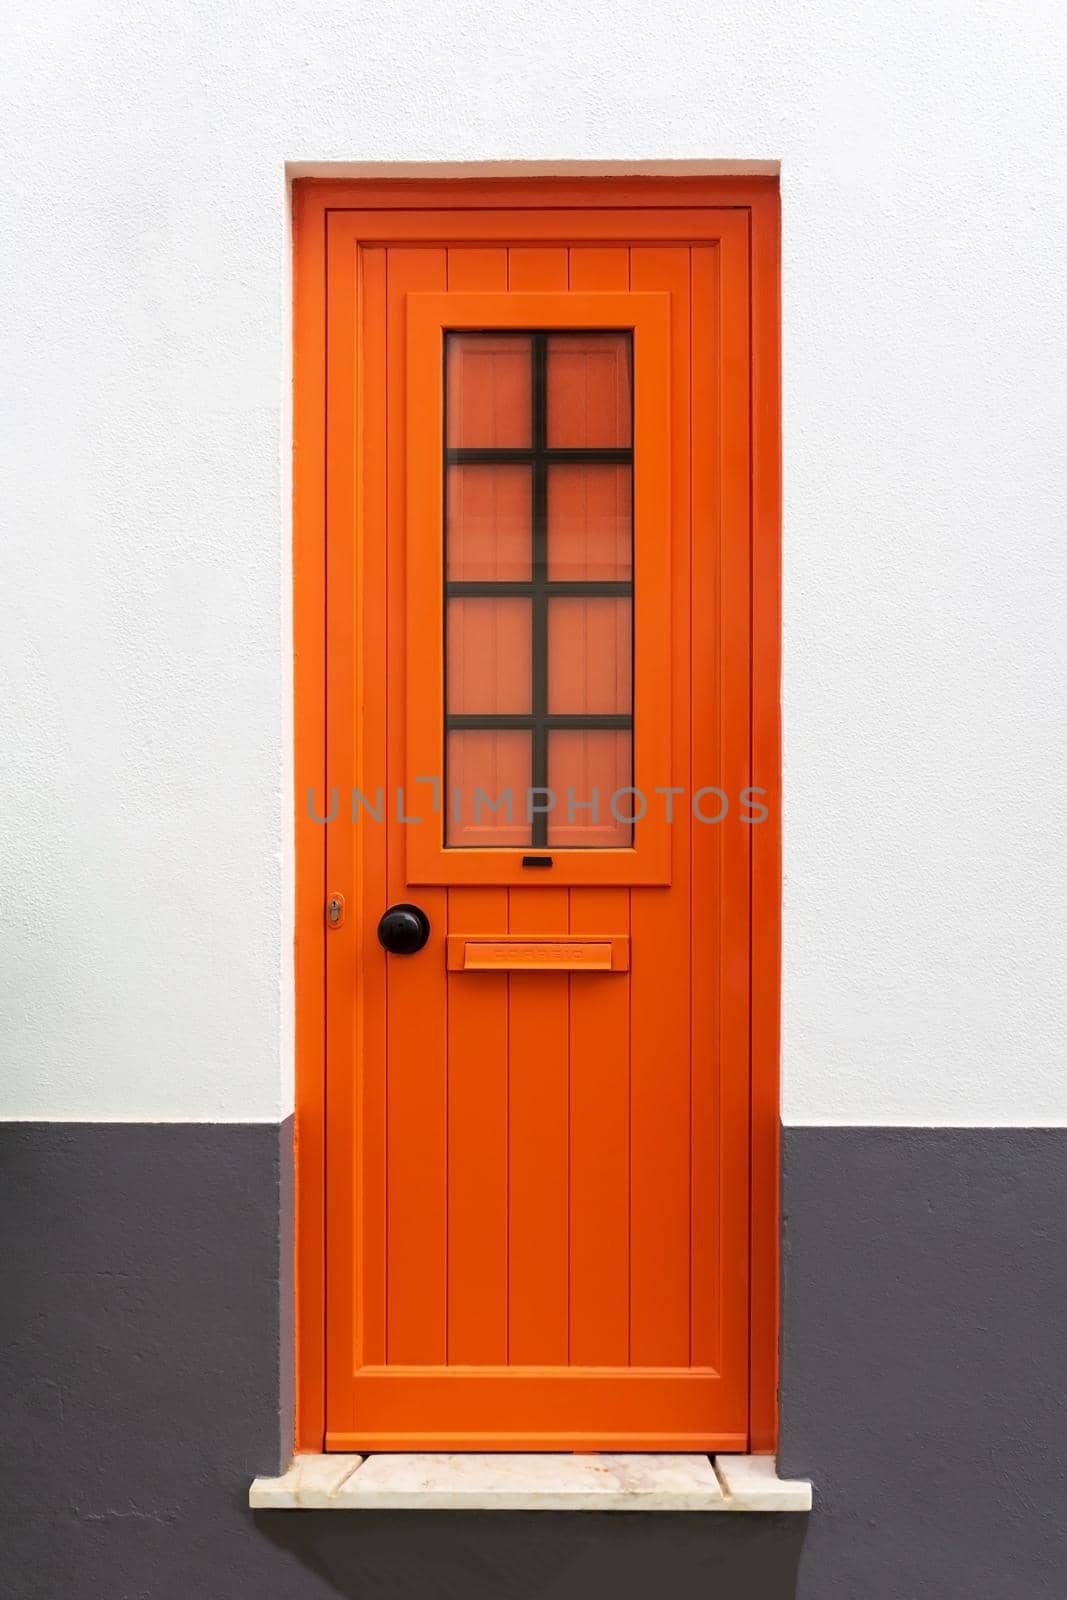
[406,289,672,886]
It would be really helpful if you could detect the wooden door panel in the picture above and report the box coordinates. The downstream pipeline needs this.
[446,882,509,1366]
[507,884,570,1365]
[442,247,512,1368]
[627,245,693,1369]
[383,247,450,1367]
[331,1368,748,1452]
[322,201,756,1450]
[496,245,574,1369]
[712,230,755,1391]
[568,884,632,1367]
[565,243,635,1372]
[689,241,726,1371]
[352,244,389,1373]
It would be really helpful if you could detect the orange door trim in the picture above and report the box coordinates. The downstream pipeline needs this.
[405,290,672,887]
[292,174,781,1455]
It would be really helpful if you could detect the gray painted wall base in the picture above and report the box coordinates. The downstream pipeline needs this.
[1,1124,1063,1598]
[780,1126,1066,1599]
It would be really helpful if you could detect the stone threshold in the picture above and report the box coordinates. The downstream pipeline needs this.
[250,1452,812,1512]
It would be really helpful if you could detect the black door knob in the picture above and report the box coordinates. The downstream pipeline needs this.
[377,903,431,955]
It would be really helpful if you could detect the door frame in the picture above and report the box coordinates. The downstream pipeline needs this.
[291,174,781,1454]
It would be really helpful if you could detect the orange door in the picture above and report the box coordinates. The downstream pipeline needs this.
[322,197,755,1451]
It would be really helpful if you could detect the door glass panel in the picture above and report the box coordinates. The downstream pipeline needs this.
[547,730,633,847]
[446,598,531,714]
[447,465,532,581]
[446,334,532,447]
[546,332,632,448]
[444,329,634,847]
[548,597,632,714]
[447,730,532,846]
[547,463,632,580]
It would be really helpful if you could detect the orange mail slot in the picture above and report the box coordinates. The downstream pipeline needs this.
[446,935,630,973]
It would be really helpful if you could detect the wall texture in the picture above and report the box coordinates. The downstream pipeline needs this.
[2,0,1065,1124]
[3,1123,1064,1600]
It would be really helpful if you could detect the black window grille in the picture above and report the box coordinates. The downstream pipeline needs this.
[444,330,634,848]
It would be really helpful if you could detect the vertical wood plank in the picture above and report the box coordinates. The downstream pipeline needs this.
[506,243,571,1364]
[354,244,389,1370]
[507,884,571,1364]
[568,886,631,1365]
[567,245,630,295]
[565,243,632,1367]
[717,219,755,1418]
[628,245,693,1367]
[444,247,511,1364]
[749,189,782,1451]
[385,245,449,1365]
[689,244,724,1369]
[507,246,568,295]
[298,193,329,1448]
[324,221,364,1420]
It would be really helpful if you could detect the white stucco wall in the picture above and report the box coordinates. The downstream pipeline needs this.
[2,2,1064,1123]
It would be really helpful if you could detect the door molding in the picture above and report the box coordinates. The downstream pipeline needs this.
[404,288,673,887]
[291,174,781,1453]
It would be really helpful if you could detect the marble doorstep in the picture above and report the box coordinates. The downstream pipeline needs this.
[715,1453,813,1511]
[250,1453,811,1512]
